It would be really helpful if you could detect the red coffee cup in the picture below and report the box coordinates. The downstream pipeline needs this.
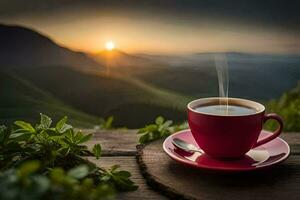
[187,97,283,159]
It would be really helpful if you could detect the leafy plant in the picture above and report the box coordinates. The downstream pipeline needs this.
[0,161,116,200]
[265,83,300,132]
[99,165,137,191]
[137,116,188,144]
[0,114,137,200]
[94,116,115,130]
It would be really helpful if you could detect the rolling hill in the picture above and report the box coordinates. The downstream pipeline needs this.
[0,24,193,127]
[0,71,99,127]
[11,66,190,128]
[1,23,300,128]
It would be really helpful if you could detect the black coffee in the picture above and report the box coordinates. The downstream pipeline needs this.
[195,105,256,116]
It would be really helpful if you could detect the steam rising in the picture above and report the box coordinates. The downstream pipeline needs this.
[214,54,229,114]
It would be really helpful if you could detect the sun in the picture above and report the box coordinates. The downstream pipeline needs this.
[105,41,115,51]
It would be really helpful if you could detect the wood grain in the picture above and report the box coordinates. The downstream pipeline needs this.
[85,129,138,156]
[280,133,300,145]
[137,139,300,200]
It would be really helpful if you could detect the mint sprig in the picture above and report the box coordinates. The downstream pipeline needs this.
[137,116,188,144]
[0,114,137,199]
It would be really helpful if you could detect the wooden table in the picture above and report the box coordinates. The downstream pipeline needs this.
[86,129,300,200]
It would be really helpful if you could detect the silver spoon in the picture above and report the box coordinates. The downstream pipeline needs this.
[172,138,269,166]
[172,138,204,154]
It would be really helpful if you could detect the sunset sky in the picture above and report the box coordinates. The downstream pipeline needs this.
[0,0,299,54]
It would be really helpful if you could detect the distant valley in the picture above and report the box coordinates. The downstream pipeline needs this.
[1,24,299,127]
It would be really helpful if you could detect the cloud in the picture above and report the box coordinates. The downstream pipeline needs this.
[0,0,299,32]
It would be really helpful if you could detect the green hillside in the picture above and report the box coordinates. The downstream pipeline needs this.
[109,53,300,101]
[126,66,219,97]
[266,83,300,132]
[0,71,99,127]
[11,66,191,128]
[1,24,299,130]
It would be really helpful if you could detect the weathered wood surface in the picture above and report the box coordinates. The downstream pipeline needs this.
[137,139,300,200]
[86,129,138,156]
[86,129,300,200]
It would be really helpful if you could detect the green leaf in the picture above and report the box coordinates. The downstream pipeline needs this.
[98,116,115,129]
[55,116,73,134]
[56,116,67,129]
[9,132,31,140]
[67,165,89,179]
[39,113,52,129]
[49,167,65,182]
[0,125,8,143]
[46,128,63,137]
[137,127,147,134]
[101,174,111,182]
[93,144,102,159]
[110,165,120,172]
[117,171,131,178]
[138,116,187,144]
[14,121,35,133]
[109,167,138,191]
[62,138,75,147]
[55,116,73,133]
[105,116,114,129]
[155,116,164,125]
[82,178,93,187]
[31,175,50,195]
[17,160,40,178]
[139,134,150,144]
[0,125,7,134]
[162,120,173,128]
[78,133,93,144]
[145,124,157,132]
[58,124,72,133]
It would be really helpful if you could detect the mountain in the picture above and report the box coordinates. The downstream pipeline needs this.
[0,24,103,71]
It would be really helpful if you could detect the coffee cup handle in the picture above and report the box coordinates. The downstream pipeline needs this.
[253,113,283,148]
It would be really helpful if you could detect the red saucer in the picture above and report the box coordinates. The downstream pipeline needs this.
[163,129,290,171]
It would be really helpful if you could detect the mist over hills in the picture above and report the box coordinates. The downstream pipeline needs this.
[0,24,300,127]
[136,52,300,99]
[137,52,300,68]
